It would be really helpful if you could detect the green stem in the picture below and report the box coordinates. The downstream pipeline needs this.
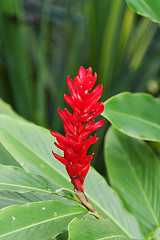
[74,189,104,219]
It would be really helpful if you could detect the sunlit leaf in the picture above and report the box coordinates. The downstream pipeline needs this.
[126,0,160,24]
[102,92,160,142]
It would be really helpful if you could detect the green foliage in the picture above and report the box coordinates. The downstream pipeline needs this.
[126,0,160,24]
[0,1,160,239]
[0,0,159,128]
[102,92,160,142]
[0,201,87,239]
[0,98,143,239]
[68,218,133,240]
[0,164,58,193]
[0,98,145,239]
[0,0,160,173]
[0,91,160,238]
[104,127,160,234]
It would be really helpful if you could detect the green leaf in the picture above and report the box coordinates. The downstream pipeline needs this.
[0,144,20,167]
[0,115,143,239]
[0,99,22,166]
[0,191,76,209]
[102,92,160,142]
[0,2,34,120]
[84,168,143,238]
[146,225,160,240]
[0,164,58,194]
[104,126,160,234]
[0,114,70,188]
[126,0,160,24]
[68,218,133,240]
[0,98,25,121]
[0,201,87,240]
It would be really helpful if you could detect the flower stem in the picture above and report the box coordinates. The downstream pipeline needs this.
[74,189,104,219]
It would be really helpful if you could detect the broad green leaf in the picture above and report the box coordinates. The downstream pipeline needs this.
[0,115,143,239]
[84,168,143,238]
[126,0,160,24]
[104,127,160,234]
[0,201,87,240]
[0,164,58,194]
[0,144,20,167]
[102,92,160,142]
[0,98,24,120]
[0,114,69,188]
[0,191,76,209]
[68,218,133,240]
[0,98,27,167]
[146,225,160,240]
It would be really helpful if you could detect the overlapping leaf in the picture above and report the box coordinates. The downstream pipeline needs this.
[0,144,20,167]
[0,99,25,121]
[0,201,87,240]
[0,191,73,209]
[0,113,143,238]
[126,0,160,24]
[146,225,160,239]
[102,92,160,142]
[0,164,57,194]
[104,127,160,234]
[68,218,133,240]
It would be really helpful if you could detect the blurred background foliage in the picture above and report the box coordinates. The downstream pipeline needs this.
[0,0,160,175]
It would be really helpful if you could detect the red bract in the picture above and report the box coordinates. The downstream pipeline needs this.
[50,66,104,192]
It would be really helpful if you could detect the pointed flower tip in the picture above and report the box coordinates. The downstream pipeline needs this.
[78,66,95,79]
[58,108,63,114]
[50,130,56,137]
[87,67,92,75]
[100,84,103,90]
[93,72,97,80]
[78,66,85,75]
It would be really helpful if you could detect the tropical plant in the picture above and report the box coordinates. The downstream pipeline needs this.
[0,75,160,239]
[0,0,160,239]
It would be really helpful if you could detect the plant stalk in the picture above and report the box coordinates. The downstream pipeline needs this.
[74,189,104,219]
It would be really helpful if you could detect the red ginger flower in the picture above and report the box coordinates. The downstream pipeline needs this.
[50,66,104,192]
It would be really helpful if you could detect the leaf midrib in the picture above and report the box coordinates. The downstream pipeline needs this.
[0,182,51,194]
[0,116,133,237]
[0,118,69,187]
[107,110,160,131]
[0,196,27,204]
[98,235,128,240]
[85,190,132,238]
[0,211,83,238]
[119,138,159,225]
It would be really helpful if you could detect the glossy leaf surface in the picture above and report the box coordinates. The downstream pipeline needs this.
[0,201,87,240]
[104,127,160,234]
[0,191,75,209]
[68,218,133,240]
[0,164,58,194]
[102,92,160,142]
[126,0,160,24]
[0,144,20,167]
[0,114,143,239]
[146,225,160,239]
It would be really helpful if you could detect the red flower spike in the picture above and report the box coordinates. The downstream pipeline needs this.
[51,66,104,192]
